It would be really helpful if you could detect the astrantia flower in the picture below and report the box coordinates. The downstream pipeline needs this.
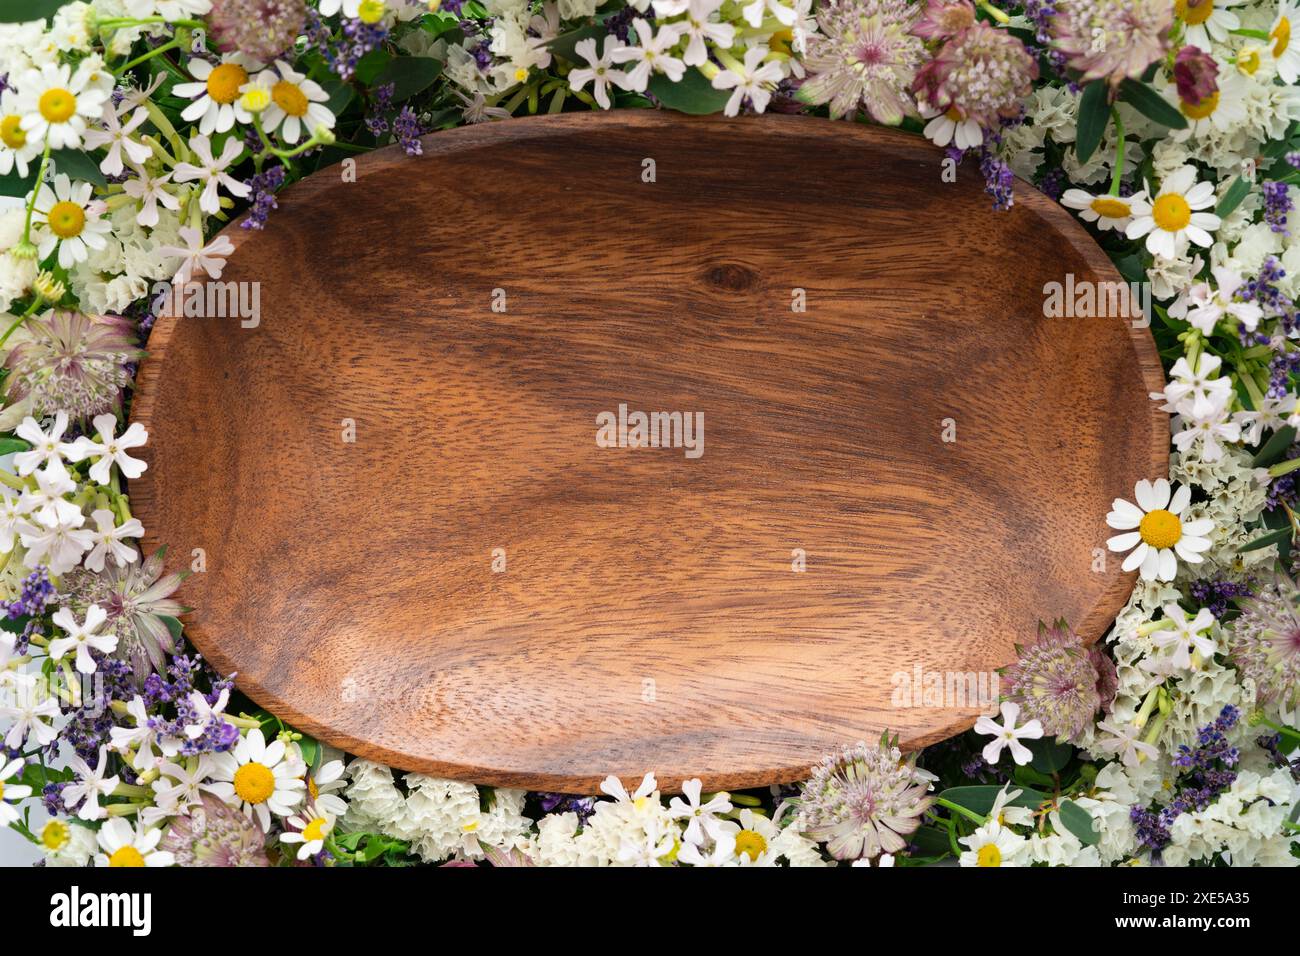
[910,0,975,40]
[1228,574,1300,710]
[251,60,334,144]
[1106,479,1213,581]
[30,174,111,269]
[1061,187,1146,232]
[799,0,926,123]
[911,21,1037,134]
[207,0,306,62]
[208,728,306,831]
[795,735,935,860]
[1125,168,1221,259]
[14,61,110,150]
[1050,0,1173,88]
[1001,620,1116,741]
[64,549,188,678]
[159,793,270,866]
[94,817,174,867]
[3,310,143,420]
[172,53,261,136]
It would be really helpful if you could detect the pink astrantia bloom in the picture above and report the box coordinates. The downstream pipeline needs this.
[912,21,1037,134]
[1050,0,1173,88]
[910,0,975,40]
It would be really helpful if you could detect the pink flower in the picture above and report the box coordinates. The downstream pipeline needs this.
[912,22,1037,130]
[910,0,975,40]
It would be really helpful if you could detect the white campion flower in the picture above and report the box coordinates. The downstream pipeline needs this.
[1151,603,1217,670]
[122,168,181,228]
[1151,353,1234,419]
[1094,719,1159,767]
[49,604,116,675]
[173,135,251,215]
[1166,266,1262,335]
[20,509,95,576]
[17,458,80,527]
[0,757,33,827]
[0,487,36,554]
[63,746,120,822]
[69,413,149,486]
[159,225,235,284]
[109,695,180,774]
[711,46,784,117]
[1235,394,1297,446]
[670,0,735,67]
[12,411,77,477]
[84,508,144,572]
[742,0,796,27]
[568,36,631,110]
[974,701,1043,765]
[0,673,59,749]
[667,777,732,845]
[610,19,686,92]
[82,105,152,177]
[1172,404,1241,462]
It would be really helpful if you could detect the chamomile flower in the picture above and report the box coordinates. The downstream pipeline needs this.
[709,808,781,865]
[30,174,111,269]
[94,817,175,867]
[172,53,260,136]
[1177,0,1245,50]
[281,808,335,860]
[1125,168,1220,258]
[305,759,349,817]
[1272,1,1300,84]
[208,728,306,831]
[0,756,33,826]
[1106,478,1213,581]
[15,61,110,150]
[921,104,984,150]
[1060,187,1145,232]
[0,89,41,177]
[958,818,1028,866]
[252,61,334,144]
[1169,66,1247,140]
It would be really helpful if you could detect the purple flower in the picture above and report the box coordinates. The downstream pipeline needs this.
[1264,181,1293,236]
[241,164,286,230]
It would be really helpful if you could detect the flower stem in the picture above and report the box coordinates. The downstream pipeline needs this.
[934,796,988,826]
[1109,107,1125,196]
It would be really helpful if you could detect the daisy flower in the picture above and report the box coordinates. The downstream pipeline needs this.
[1106,478,1213,581]
[568,36,631,110]
[921,104,984,150]
[280,808,335,860]
[1177,0,1244,50]
[709,808,780,865]
[12,411,77,477]
[0,89,41,178]
[81,106,152,177]
[974,701,1043,765]
[0,756,33,827]
[252,60,334,144]
[711,46,785,116]
[173,135,251,216]
[305,759,349,817]
[49,604,116,675]
[611,20,687,92]
[94,817,175,867]
[15,61,110,150]
[209,728,306,831]
[1060,187,1146,232]
[1125,168,1220,258]
[958,818,1028,866]
[172,54,260,136]
[30,174,111,269]
[1170,66,1247,140]
[1272,1,1300,84]
[69,413,148,486]
[1151,603,1217,670]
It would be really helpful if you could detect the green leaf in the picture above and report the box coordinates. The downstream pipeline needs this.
[1239,526,1291,553]
[648,67,730,116]
[1028,737,1074,774]
[909,824,953,857]
[1252,425,1296,467]
[1058,799,1099,846]
[1075,81,1110,164]
[0,0,68,21]
[50,148,107,187]
[323,79,355,117]
[1117,78,1188,130]
[158,614,185,643]
[938,785,1050,816]
[374,56,443,103]
[1216,176,1252,218]
[353,50,393,86]
[297,736,319,768]
[547,24,606,64]
[0,437,30,457]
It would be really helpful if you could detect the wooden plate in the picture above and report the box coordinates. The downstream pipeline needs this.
[130,112,1167,793]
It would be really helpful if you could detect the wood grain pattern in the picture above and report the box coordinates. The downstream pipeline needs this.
[128,111,1168,794]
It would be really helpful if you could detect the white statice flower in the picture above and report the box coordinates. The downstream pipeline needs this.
[568,36,631,110]
[14,61,109,149]
[711,46,784,116]
[1127,167,1221,258]
[173,135,251,215]
[341,759,407,832]
[250,60,335,144]
[208,729,307,831]
[571,772,681,866]
[30,174,111,269]
[387,774,483,863]
[0,20,50,77]
[1163,767,1300,866]
[530,810,583,865]
[612,20,687,92]
[172,54,261,136]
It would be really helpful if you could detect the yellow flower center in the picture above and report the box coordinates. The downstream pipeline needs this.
[976,843,1002,867]
[358,0,386,23]
[40,819,69,851]
[1180,90,1220,120]
[1274,16,1292,58]
[514,67,529,83]
[240,86,271,114]
[734,830,767,862]
[1152,193,1192,232]
[1176,0,1214,26]
[768,28,794,54]
[1238,47,1262,75]
[0,115,25,149]
[108,845,145,867]
[206,63,249,105]
[0,781,4,799]
[47,200,85,239]
[38,88,76,124]
[301,816,328,842]
[307,776,320,801]
[1090,196,1131,219]
[1139,509,1183,549]
[271,80,308,117]
[233,761,276,804]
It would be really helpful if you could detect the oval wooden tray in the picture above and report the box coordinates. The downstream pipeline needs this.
[130,112,1167,793]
